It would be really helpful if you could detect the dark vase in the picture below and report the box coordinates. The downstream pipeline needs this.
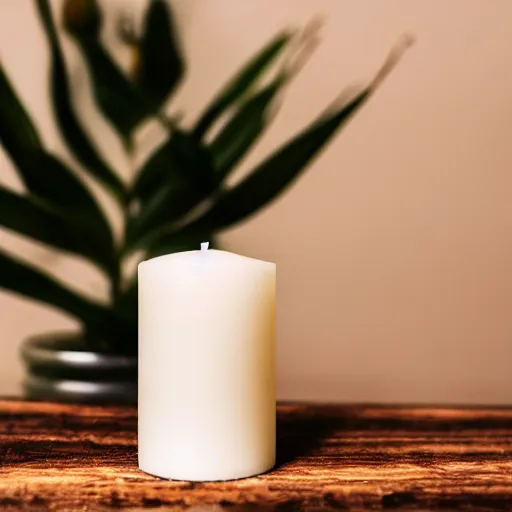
[21,333,137,404]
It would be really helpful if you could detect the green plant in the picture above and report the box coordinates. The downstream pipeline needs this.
[0,0,411,354]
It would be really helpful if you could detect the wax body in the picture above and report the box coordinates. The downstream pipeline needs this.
[138,249,276,481]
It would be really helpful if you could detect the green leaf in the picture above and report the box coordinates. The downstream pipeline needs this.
[138,0,184,107]
[0,65,42,167]
[192,31,292,139]
[203,91,369,229]
[0,185,114,273]
[0,64,115,261]
[153,90,370,246]
[64,0,151,142]
[0,249,123,342]
[132,129,214,200]
[141,34,414,257]
[21,153,114,257]
[77,39,149,141]
[127,129,214,248]
[210,81,281,181]
[130,136,180,202]
[35,0,125,201]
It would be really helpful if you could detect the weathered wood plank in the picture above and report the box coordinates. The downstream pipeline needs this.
[0,400,511,511]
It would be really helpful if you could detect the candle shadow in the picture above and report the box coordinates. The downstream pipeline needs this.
[275,404,340,469]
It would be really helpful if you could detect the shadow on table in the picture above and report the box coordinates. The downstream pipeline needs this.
[275,405,340,469]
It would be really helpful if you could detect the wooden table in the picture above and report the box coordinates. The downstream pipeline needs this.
[1,400,511,511]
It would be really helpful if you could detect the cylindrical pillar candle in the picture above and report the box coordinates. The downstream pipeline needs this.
[138,244,276,481]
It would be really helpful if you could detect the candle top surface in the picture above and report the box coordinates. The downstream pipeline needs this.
[139,248,275,273]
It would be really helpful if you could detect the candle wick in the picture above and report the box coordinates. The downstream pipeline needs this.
[201,241,209,251]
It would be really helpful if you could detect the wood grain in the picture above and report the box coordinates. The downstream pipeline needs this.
[0,400,511,511]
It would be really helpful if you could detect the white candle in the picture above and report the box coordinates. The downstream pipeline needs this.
[138,244,276,481]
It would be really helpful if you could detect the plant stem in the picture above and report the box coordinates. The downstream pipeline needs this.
[111,138,135,305]
[111,260,121,304]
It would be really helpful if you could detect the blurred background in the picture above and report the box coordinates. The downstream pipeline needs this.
[1,0,511,403]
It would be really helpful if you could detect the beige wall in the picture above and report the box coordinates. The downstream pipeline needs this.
[1,0,511,403]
